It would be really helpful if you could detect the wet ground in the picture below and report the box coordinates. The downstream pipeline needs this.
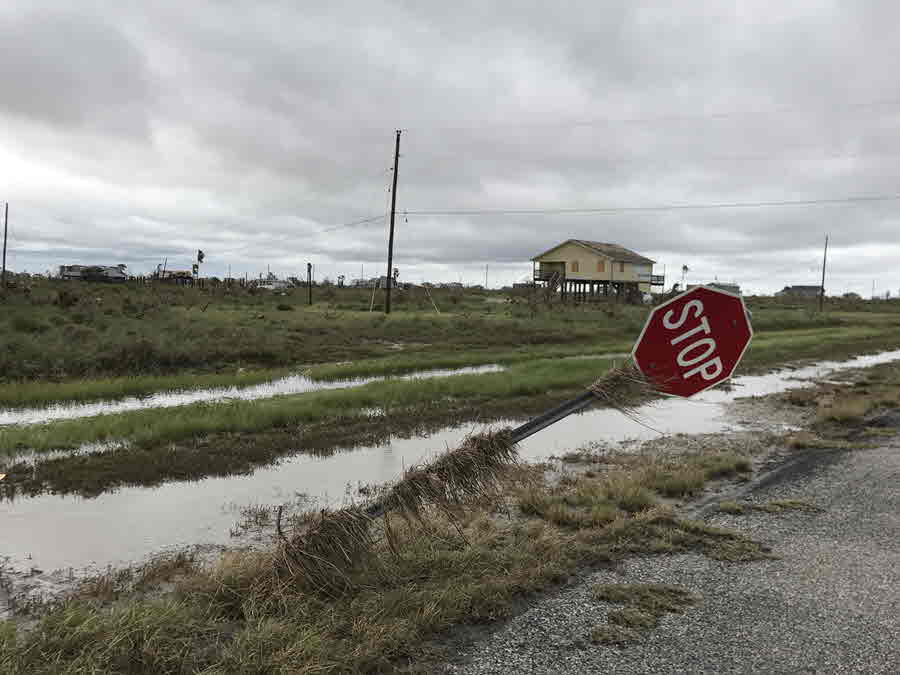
[2,349,900,611]
[0,364,504,426]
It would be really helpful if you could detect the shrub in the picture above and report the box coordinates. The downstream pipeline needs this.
[11,316,51,334]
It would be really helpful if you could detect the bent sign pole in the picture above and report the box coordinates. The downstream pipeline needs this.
[509,286,753,444]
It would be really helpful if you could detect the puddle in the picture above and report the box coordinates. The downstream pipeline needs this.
[3,349,900,592]
[0,364,503,427]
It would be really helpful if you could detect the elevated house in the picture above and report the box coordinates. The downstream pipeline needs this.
[531,239,664,301]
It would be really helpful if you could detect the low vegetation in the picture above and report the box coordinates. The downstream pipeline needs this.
[0,432,771,673]
[0,279,649,385]
[2,277,899,408]
[0,356,614,455]
[0,368,293,410]
[779,359,900,430]
[590,583,698,646]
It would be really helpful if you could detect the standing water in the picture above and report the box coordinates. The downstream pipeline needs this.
[0,365,504,426]
[2,349,900,581]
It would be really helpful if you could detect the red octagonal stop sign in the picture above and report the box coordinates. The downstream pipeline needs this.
[632,286,753,398]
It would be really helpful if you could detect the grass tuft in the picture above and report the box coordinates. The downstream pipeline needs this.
[718,500,746,514]
[590,624,641,645]
[590,583,697,646]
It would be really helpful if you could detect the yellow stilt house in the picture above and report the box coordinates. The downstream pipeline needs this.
[531,239,664,301]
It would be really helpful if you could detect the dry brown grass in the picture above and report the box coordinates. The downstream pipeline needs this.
[818,396,873,423]
[276,429,520,593]
[588,362,657,424]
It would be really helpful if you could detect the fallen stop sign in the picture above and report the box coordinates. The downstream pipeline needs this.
[632,286,753,398]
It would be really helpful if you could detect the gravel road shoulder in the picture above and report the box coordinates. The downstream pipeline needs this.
[442,427,900,673]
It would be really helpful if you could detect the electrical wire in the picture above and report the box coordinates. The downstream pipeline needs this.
[412,97,900,132]
[403,194,900,218]
[312,193,900,238]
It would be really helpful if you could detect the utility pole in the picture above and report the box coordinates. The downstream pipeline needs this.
[819,234,828,312]
[1,202,8,291]
[307,262,312,306]
[385,129,401,314]
[485,264,489,289]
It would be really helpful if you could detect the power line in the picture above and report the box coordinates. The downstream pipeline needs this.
[315,213,386,234]
[413,97,900,133]
[314,193,900,237]
[403,194,900,218]
[409,147,900,166]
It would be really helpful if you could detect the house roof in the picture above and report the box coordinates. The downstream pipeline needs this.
[531,239,655,264]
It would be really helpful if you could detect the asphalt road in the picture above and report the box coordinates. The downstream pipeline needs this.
[443,438,900,674]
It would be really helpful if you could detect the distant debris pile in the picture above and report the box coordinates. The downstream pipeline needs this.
[59,264,127,282]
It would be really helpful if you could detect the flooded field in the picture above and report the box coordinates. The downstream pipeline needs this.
[0,364,504,427]
[3,349,900,594]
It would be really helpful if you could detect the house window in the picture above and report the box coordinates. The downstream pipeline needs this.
[597,261,605,273]
[570,261,579,273]
[619,262,625,273]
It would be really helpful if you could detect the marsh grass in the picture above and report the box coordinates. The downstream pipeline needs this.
[818,397,873,423]
[718,500,746,514]
[590,583,697,645]
[0,279,649,384]
[8,315,899,458]
[0,357,615,454]
[3,279,898,412]
[0,368,294,409]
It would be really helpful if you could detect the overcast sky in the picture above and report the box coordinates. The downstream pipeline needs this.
[3,1,900,294]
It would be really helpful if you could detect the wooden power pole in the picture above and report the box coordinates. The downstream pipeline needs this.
[307,262,312,305]
[819,234,828,312]
[1,202,7,290]
[385,130,401,314]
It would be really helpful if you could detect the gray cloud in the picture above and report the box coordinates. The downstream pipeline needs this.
[3,0,900,294]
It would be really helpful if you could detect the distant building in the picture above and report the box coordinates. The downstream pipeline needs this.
[776,285,822,298]
[258,280,290,291]
[158,269,193,281]
[352,276,390,288]
[688,282,742,296]
[59,264,127,282]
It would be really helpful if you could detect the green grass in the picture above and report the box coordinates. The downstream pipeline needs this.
[718,500,746,514]
[5,315,900,458]
[305,340,635,381]
[0,279,650,384]
[0,357,616,454]
[0,368,294,409]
